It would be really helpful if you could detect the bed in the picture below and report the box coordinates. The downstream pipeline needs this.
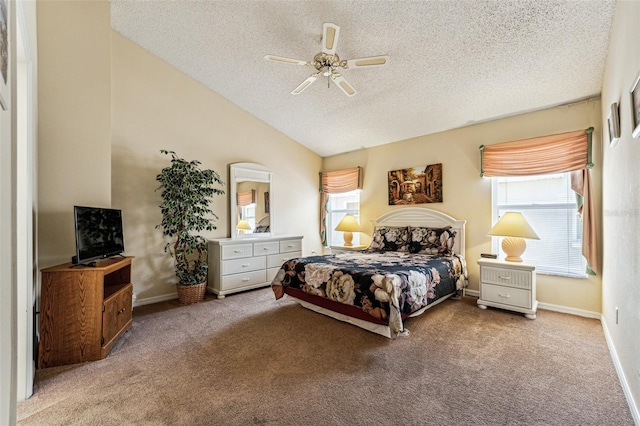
[271,207,467,338]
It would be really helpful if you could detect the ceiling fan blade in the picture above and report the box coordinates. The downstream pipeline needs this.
[322,23,340,55]
[291,73,319,95]
[346,55,389,69]
[264,55,308,66]
[331,73,357,97]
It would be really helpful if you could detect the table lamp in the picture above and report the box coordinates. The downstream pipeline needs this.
[335,214,363,247]
[488,212,539,262]
[236,219,252,234]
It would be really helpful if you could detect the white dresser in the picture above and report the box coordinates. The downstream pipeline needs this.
[208,235,303,298]
[476,258,537,319]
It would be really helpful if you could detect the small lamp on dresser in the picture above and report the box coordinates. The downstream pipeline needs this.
[335,214,362,247]
[488,212,539,262]
[236,219,252,235]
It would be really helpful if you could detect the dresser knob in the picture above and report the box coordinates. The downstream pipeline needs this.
[498,275,510,280]
[498,293,511,298]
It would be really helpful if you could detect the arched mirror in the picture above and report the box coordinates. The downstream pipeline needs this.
[230,163,273,239]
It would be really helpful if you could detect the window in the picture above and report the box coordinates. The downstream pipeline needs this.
[326,190,360,247]
[240,204,256,230]
[492,173,586,278]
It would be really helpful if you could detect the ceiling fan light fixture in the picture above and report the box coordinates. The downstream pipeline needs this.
[266,23,387,97]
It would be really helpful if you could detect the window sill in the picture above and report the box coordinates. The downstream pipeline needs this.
[537,270,588,279]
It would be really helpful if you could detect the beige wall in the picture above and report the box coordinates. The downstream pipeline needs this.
[324,99,603,315]
[37,0,112,268]
[600,0,640,419]
[110,33,322,303]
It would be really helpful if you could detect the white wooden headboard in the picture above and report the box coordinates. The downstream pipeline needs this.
[371,207,466,256]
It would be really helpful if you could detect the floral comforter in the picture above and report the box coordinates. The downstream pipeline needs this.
[271,251,467,337]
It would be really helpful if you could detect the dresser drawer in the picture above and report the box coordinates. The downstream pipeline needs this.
[280,239,302,253]
[221,244,253,260]
[253,241,280,256]
[220,270,267,291]
[480,267,531,290]
[221,256,266,275]
[481,283,531,309]
[267,267,282,282]
[266,251,302,268]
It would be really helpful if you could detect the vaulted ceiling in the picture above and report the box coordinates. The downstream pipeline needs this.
[111,0,616,157]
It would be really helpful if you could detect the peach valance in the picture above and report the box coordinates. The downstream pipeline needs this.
[237,189,256,207]
[480,128,593,177]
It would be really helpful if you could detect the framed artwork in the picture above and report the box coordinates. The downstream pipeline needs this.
[0,0,7,111]
[388,163,442,205]
[608,102,620,146]
[631,70,640,139]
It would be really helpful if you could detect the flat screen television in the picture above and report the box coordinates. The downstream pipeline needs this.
[73,206,125,265]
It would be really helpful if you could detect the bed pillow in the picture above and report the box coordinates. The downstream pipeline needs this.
[408,226,456,256]
[367,226,411,252]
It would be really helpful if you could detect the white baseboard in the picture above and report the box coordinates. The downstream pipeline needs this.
[133,292,177,307]
[537,301,600,319]
[463,290,600,319]
[601,316,640,425]
[464,289,479,297]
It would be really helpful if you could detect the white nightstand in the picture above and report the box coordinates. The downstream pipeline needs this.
[330,245,368,253]
[477,258,537,319]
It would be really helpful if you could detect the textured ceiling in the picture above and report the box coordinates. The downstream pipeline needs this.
[111,0,616,157]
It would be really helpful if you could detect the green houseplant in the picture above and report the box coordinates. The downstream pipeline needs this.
[156,150,225,304]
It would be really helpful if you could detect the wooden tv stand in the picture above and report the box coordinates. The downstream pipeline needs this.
[39,256,134,368]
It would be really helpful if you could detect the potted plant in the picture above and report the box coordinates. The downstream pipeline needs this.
[156,150,225,304]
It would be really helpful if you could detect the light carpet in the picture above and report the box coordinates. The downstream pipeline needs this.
[18,289,633,425]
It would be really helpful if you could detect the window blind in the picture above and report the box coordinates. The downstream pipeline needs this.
[494,174,586,277]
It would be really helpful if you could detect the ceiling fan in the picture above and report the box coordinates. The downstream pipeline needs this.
[264,23,389,97]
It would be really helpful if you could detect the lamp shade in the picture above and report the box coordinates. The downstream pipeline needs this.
[335,214,362,247]
[335,214,363,233]
[236,219,252,231]
[488,212,539,262]
[488,212,539,239]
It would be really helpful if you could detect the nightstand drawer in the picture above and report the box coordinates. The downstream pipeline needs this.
[480,267,532,290]
[481,283,531,309]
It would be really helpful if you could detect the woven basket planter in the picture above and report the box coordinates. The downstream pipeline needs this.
[177,282,206,305]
